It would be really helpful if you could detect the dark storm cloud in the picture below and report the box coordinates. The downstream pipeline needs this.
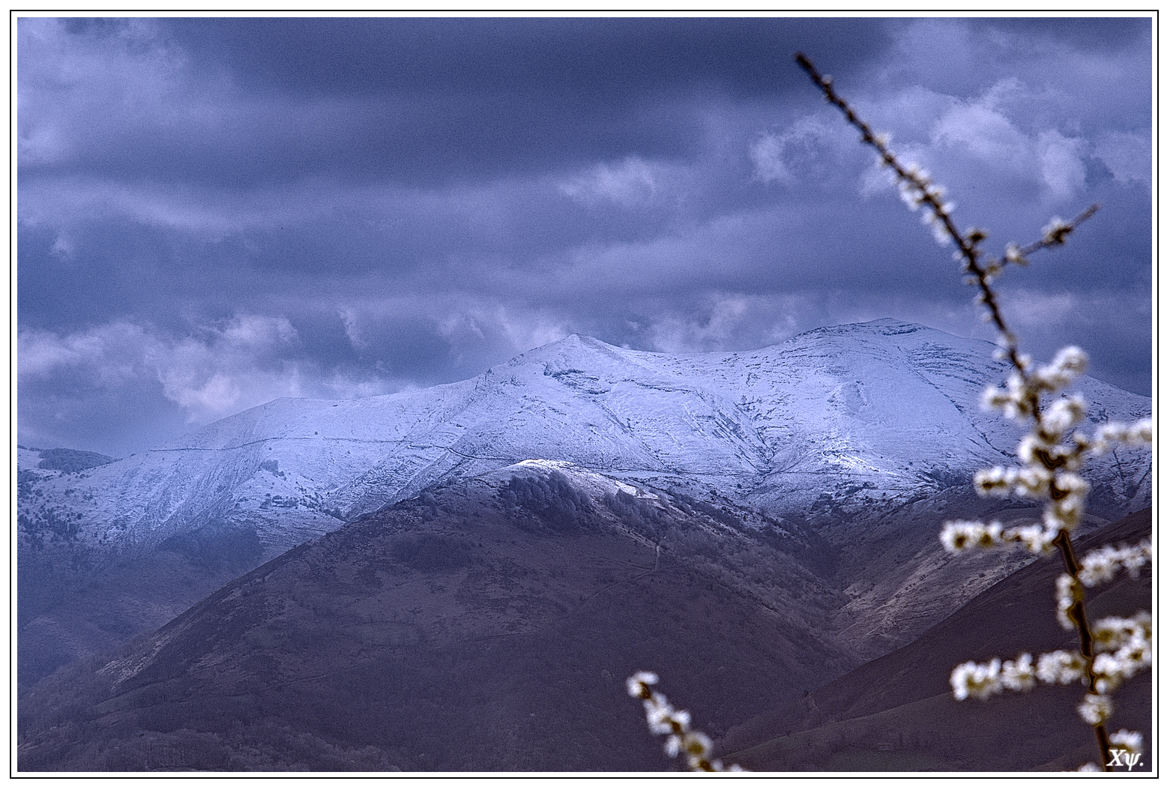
[16,15,1153,455]
[25,17,898,189]
[165,17,893,99]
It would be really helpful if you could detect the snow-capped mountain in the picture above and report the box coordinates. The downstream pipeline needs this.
[19,319,1150,556]
[17,319,1151,682]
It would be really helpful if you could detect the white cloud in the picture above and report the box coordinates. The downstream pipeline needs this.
[749,132,792,185]
[160,370,241,415]
[18,313,309,425]
[749,116,837,186]
[927,87,1092,205]
[1036,130,1086,202]
[220,313,298,349]
[19,176,293,239]
[18,18,191,165]
[437,301,570,361]
[931,99,1033,171]
[853,78,1099,210]
[1094,130,1152,187]
[18,321,153,385]
[648,294,749,351]
[643,293,801,354]
[338,307,368,350]
[558,156,658,207]
[998,289,1080,334]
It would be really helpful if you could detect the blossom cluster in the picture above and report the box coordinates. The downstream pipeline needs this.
[1077,693,1113,727]
[957,348,1103,541]
[626,672,743,772]
[950,649,1086,701]
[893,162,955,247]
[949,611,1150,727]
[1041,216,1075,246]
[940,519,1055,554]
[1049,542,1152,636]
[1089,612,1152,693]
[982,347,1089,420]
[1094,419,1154,451]
[1110,729,1143,755]
[1078,541,1152,588]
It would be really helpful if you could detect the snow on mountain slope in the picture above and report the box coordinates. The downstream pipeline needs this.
[17,319,1151,685]
[18,319,1150,560]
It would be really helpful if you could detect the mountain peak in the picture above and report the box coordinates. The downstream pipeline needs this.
[792,318,929,340]
[550,332,619,351]
[512,332,632,368]
[856,317,926,333]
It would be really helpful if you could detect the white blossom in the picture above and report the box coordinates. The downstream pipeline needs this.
[949,647,1113,701]
[1002,523,1057,553]
[1042,481,1086,531]
[1041,216,1074,245]
[1092,654,1126,693]
[645,698,677,735]
[1077,542,1151,588]
[981,371,1032,422]
[1016,434,1043,465]
[1035,650,1085,685]
[1004,242,1027,265]
[1039,396,1085,438]
[1000,653,1036,692]
[1092,613,1151,651]
[681,731,714,769]
[905,162,929,182]
[1090,613,1151,693]
[1033,346,1088,391]
[1093,418,1153,450]
[921,208,952,246]
[939,519,1003,552]
[973,465,1051,499]
[940,519,1063,555]
[950,659,1002,701]
[663,734,681,757]
[627,671,659,697]
[1109,730,1143,755]
[1077,693,1113,726]
[1078,551,1115,588]
[930,217,952,246]
[1054,573,1079,631]
[1054,472,1088,498]
[899,181,925,210]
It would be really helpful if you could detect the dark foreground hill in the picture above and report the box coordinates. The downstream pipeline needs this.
[20,463,861,772]
[718,509,1153,772]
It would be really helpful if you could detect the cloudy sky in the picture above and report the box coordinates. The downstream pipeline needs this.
[17,14,1153,456]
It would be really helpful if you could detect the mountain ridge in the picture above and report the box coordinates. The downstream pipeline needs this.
[17,318,1151,683]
